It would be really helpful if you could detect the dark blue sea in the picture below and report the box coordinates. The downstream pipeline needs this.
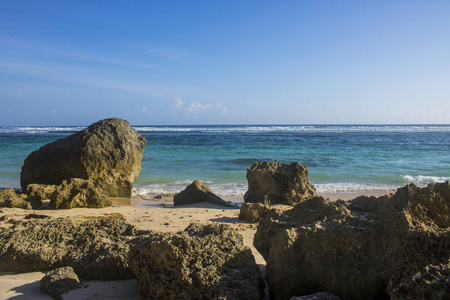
[1,125,449,197]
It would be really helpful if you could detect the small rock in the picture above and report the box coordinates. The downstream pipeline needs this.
[173,180,233,207]
[40,266,83,300]
[238,202,270,223]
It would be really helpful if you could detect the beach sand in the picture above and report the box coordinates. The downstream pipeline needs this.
[0,190,391,300]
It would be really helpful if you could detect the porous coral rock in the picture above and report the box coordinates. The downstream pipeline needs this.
[254,183,450,300]
[244,161,317,205]
[129,222,265,300]
[50,178,110,209]
[40,266,83,300]
[0,216,142,280]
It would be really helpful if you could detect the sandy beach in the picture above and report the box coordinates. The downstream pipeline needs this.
[0,190,391,300]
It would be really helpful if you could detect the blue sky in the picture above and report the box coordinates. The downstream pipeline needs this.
[0,1,449,125]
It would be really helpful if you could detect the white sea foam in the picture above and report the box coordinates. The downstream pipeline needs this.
[2,125,449,134]
[132,125,450,134]
[0,126,84,134]
[402,175,450,185]
[314,182,397,193]
[133,180,404,196]
[133,181,247,197]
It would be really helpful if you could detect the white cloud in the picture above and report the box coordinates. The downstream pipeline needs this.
[175,97,183,110]
[185,101,228,113]
[215,104,228,112]
[186,101,209,112]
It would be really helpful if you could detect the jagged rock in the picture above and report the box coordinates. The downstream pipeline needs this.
[21,118,147,197]
[239,203,270,223]
[290,292,341,300]
[244,161,317,205]
[26,183,57,200]
[7,197,32,209]
[50,178,111,209]
[388,259,450,299]
[0,216,143,280]
[0,188,18,203]
[0,188,42,209]
[129,223,265,300]
[40,266,83,300]
[173,180,233,207]
[254,183,450,300]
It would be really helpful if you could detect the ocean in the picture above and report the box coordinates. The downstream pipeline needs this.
[1,125,449,197]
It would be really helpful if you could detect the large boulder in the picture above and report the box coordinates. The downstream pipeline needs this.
[244,161,317,205]
[128,223,265,300]
[0,216,143,280]
[20,118,147,197]
[40,266,83,300]
[50,178,111,209]
[254,182,450,300]
[173,180,233,207]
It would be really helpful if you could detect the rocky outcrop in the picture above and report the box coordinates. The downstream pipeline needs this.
[0,188,18,203]
[26,184,57,200]
[388,259,450,299]
[129,223,265,300]
[254,182,450,300]
[0,188,42,209]
[50,178,111,209]
[173,180,233,207]
[40,266,83,300]
[0,216,143,280]
[244,161,317,205]
[21,118,147,197]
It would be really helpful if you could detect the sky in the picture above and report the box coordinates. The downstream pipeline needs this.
[0,1,449,126]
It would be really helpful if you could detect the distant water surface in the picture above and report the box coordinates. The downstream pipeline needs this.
[1,125,449,196]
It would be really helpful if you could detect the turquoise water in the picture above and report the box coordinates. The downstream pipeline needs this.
[1,125,449,196]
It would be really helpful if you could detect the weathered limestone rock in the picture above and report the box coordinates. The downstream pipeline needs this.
[7,197,32,209]
[21,118,147,197]
[173,180,233,207]
[244,161,317,205]
[128,223,265,300]
[26,183,57,200]
[40,266,83,300]
[254,182,450,300]
[0,188,18,203]
[50,178,111,209]
[0,188,42,209]
[388,259,450,300]
[0,216,143,280]
[239,202,270,223]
